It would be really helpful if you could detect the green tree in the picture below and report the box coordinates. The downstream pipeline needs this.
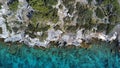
[29,0,59,25]
[9,0,18,11]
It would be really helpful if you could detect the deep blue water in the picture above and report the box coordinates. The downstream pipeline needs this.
[0,42,120,68]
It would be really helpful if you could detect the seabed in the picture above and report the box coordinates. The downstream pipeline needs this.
[0,41,120,68]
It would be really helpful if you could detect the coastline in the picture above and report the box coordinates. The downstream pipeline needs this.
[0,0,120,48]
[0,0,120,67]
[0,41,120,68]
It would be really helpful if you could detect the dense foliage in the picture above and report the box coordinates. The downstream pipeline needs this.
[9,0,18,11]
[28,0,59,25]
[95,0,120,24]
[0,3,2,9]
[7,0,120,33]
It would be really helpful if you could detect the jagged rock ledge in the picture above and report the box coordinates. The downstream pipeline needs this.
[0,0,120,48]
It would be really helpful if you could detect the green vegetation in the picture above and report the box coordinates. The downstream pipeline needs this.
[95,1,120,16]
[94,0,120,33]
[96,23,115,34]
[106,24,115,34]
[0,27,2,34]
[95,7,104,19]
[12,27,19,33]
[112,0,120,15]
[65,25,78,32]
[67,5,74,15]
[97,23,107,32]
[100,0,120,23]
[36,24,50,32]
[58,4,63,9]
[39,32,48,41]
[29,0,59,26]
[87,0,93,4]
[62,0,75,15]
[62,0,75,7]
[54,25,61,30]
[0,3,2,9]
[109,15,117,23]
[76,2,93,26]
[111,0,120,23]
[62,1,93,30]
[26,22,50,38]
[63,16,71,23]
[9,0,18,11]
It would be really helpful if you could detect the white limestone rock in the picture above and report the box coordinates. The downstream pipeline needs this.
[72,39,82,46]
[18,0,26,3]
[72,29,85,46]
[4,32,24,42]
[108,32,117,42]
[98,33,108,41]
[76,0,88,4]
[62,34,75,45]
[0,16,9,38]
[108,24,120,44]
[16,0,33,22]
[47,29,63,41]
[24,35,49,47]
[76,29,84,39]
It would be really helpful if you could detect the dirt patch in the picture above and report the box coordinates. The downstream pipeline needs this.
[0,27,2,34]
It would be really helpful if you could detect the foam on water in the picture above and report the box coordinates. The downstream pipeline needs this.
[0,42,120,68]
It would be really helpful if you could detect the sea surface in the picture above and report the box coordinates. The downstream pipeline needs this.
[0,42,120,68]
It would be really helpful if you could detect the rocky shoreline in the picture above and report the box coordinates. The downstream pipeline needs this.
[0,0,120,48]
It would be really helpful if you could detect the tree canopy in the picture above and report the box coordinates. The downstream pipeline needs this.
[28,0,59,25]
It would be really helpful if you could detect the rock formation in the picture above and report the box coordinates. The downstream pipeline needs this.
[0,0,119,48]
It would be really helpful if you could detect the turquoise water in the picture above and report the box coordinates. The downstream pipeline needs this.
[0,42,120,68]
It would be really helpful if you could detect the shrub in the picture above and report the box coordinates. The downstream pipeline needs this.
[9,0,18,11]
[28,0,59,25]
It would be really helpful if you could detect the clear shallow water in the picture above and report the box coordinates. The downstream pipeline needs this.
[0,42,120,68]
